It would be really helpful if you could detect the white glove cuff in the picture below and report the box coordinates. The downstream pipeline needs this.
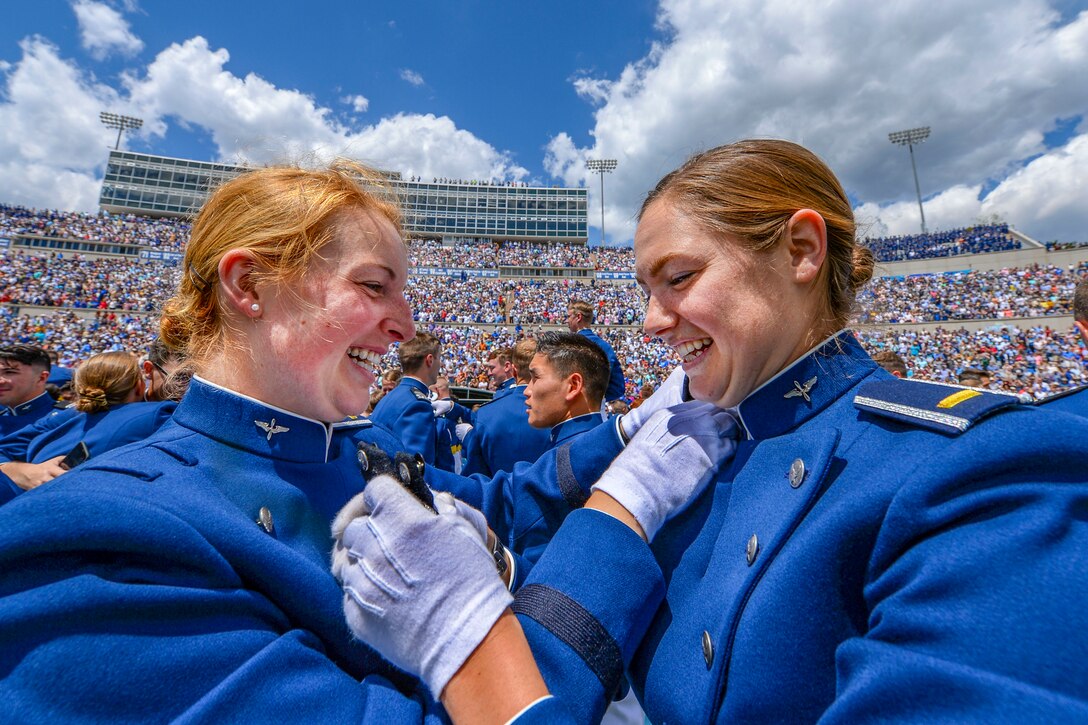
[591,470,663,540]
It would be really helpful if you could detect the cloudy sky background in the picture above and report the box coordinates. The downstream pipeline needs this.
[1,0,1085,245]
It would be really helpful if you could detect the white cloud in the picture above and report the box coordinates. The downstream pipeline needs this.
[117,38,525,180]
[0,34,527,212]
[342,94,369,113]
[553,0,1088,244]
[72,0,143,60]
[0,37,123,211]
[400,69,424,86]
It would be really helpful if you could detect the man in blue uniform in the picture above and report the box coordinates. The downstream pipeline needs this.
[566,299,626,403]
[486,347,516,399]
[0,345,57,435]
[462,338,550,477]
[428,331,615,569]
[1038,277,1088,416]
[371,331,443,465]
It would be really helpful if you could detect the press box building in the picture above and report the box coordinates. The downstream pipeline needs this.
[99,150,589,245]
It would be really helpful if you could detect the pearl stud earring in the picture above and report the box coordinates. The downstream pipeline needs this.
[250,303,260,312]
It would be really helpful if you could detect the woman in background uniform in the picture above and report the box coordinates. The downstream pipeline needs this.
[0,350,175,498]
[333,140,1088,723]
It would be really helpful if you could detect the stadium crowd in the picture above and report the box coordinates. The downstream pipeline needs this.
[4,204,1025,266]
[1,203,190,251]
[0,205,1084,399]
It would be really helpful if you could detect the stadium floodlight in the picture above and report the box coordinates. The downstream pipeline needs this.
[888,126,931,235]
[585,158,618,246]
[100,112,144,150]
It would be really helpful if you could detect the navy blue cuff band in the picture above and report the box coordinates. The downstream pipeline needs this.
[512,583,623,696]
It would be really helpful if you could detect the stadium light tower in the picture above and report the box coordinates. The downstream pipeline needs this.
[888,126,930,235]
[100,112,143,150]
[585,158,617,246]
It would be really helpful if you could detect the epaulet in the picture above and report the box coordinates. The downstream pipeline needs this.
[473,395,500,410]
[854,378,1022,435]
[411,388,430,402]
[1034,384,1088,406]
[331,416,373,431]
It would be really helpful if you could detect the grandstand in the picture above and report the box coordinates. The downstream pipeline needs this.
[2,200,1087,400]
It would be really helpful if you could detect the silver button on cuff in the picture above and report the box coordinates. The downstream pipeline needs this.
[257,506,275,534]
[701,630,714,669]
[788,458,806,488]
[746,534,759,566]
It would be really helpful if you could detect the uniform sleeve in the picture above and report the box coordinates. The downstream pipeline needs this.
[426,417,626,560]
[606,350,626,402]
[0,410,73,463]
[0,487,444,723]
[823,416,1088,722]
[514,508,664,724]
[460,423,494,478]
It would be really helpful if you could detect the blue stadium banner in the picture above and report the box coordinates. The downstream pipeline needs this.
[412,267,500,278]
[596,271,636,280]
[139,250,183,262]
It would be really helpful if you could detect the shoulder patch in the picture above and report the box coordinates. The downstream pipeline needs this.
[854,378,1021,435]
[411,388,430,402]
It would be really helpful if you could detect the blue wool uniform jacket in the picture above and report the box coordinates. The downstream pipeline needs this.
[1036,383,1088,418]
[507,332,1088,723]
[462,384,550,477]
[0,391,58,435]
[0,377,450,723]
[427,411,620,565]
[0,400,176,504]
[371,377,438,465]
[578,328,626,402]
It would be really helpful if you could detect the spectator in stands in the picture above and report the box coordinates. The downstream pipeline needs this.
[566,299,626,403]
[0,344,55,435]
[870,349,908,378]
[333,138,1088,723]
[0,350,176,503]
[380,368,402,393]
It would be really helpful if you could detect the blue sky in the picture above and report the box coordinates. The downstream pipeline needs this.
[1,0,1086,244]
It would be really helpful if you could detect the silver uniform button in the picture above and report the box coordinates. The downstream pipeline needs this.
[701,630,714,669]
[746,534,759,566]
[257,506,275,535]
[788,458,806,488]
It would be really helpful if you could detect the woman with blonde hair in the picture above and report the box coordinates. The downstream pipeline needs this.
[0,160,667,721]
[332,140,1088,723]
[0,350,175,498]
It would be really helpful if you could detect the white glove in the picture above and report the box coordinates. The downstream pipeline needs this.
[618,365,688,440]
[432,399,454,416]
[593,401,739,540]
[331,476,512,698]
[454,422,474,442]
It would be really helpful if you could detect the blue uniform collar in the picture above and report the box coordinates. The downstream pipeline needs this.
[173,377,336,463]
[550,412,604,446]
[736,331,877,441]
[399,377,431,395]
[1,391,54,417]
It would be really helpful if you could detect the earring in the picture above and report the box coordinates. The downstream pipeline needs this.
[250,303,260,312]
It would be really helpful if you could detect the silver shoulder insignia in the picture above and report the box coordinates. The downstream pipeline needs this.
[784,375,818,403]
[255,418,290,440]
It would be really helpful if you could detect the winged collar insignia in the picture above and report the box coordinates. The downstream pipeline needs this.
[255,418,290,440]
[784,376,818,403]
